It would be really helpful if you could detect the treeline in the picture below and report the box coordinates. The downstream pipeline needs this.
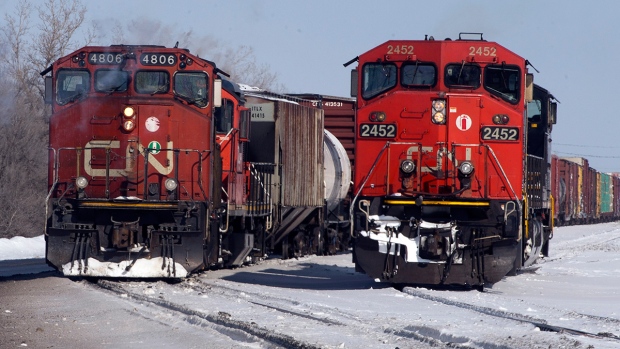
[0,0,282,238]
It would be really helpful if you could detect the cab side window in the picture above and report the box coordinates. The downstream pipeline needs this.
[56,69,90,105]
[215,99,234,134]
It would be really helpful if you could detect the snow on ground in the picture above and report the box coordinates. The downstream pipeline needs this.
[0,235,45,261]
[1,223,620,348]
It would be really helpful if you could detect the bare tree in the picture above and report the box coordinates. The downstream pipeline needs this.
[215,45,284,92]
[0,5,285,238]
[0,0,91,238]
[99,18,285,91]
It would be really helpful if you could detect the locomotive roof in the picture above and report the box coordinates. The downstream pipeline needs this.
[352,34,526,68]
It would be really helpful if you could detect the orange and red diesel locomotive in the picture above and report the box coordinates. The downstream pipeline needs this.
[346,34,558,286]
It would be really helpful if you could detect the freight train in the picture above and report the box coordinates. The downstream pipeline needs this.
[41,45,350,278]
[42,36,616,284]
[552,156,620,226]
[345,33,559,286]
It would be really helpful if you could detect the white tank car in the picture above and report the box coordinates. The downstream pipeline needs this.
[323,129,350,211]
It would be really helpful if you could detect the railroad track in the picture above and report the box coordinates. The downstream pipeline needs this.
[402,287,620,343]
[73,246,619,349]
[94,279,323,349]
[91,277,438,349]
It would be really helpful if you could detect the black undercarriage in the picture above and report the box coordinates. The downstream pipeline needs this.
[353,198,521,286]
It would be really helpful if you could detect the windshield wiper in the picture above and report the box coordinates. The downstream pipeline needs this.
[58,91,85,104]
[176,94,206,106]
[150,83,169,96]
[487,86,516,101]
[410,60,420,83]
[105,83,127,95]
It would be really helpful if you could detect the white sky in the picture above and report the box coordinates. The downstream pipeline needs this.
[2,0,619,171]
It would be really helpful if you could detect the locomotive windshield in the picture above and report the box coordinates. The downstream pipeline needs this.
[135,71,170,94]
[445,63,481,89]
[95,69,129,93]
[362,63,397,99]
[56,69,89,105]
[174,72,208,107]
[484,64,521,104]
[401,62,436,87]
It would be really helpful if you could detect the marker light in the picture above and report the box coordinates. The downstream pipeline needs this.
[369,111,387,122]
[76,176,89,189]
[165,178,178,191]
[493,114,510,125]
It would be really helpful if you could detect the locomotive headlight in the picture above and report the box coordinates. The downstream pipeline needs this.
[432,99,447,124]
[369,111,386,122]
[432,99,446,112]
[75,176,89,189]
[432,112,446,124]
[165,178,178,191]
[123,120,135,132]
[123,106,136,118]
[400,159,416,174]
[458,161,474,176]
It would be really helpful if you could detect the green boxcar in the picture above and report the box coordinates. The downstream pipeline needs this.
[598,172,613,216]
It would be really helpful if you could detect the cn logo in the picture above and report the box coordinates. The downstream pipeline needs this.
[83,140,173,177]
[456,114,472,131]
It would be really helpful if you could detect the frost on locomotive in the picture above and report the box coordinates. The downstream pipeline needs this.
[347,34,557,286]
[42,46,258,278]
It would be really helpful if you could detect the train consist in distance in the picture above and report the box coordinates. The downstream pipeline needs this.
[345,33,558,287]
[42,46,351,278]
[552,156,620,226]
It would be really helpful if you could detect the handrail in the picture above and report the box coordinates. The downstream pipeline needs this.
[349,142,391,237]
[349,142,524,238]
[47,145,209,201]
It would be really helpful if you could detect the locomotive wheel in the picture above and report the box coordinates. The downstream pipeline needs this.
[508,239,523,276]
[523,219,542,267]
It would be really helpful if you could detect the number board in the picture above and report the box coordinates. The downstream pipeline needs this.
[88,52,124,65]
[480,127,519,141]
[359,123,397,138]
[140,53,177,66]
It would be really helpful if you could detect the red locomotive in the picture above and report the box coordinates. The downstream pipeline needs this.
[346,33,558,286]
[42,45,350,278]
